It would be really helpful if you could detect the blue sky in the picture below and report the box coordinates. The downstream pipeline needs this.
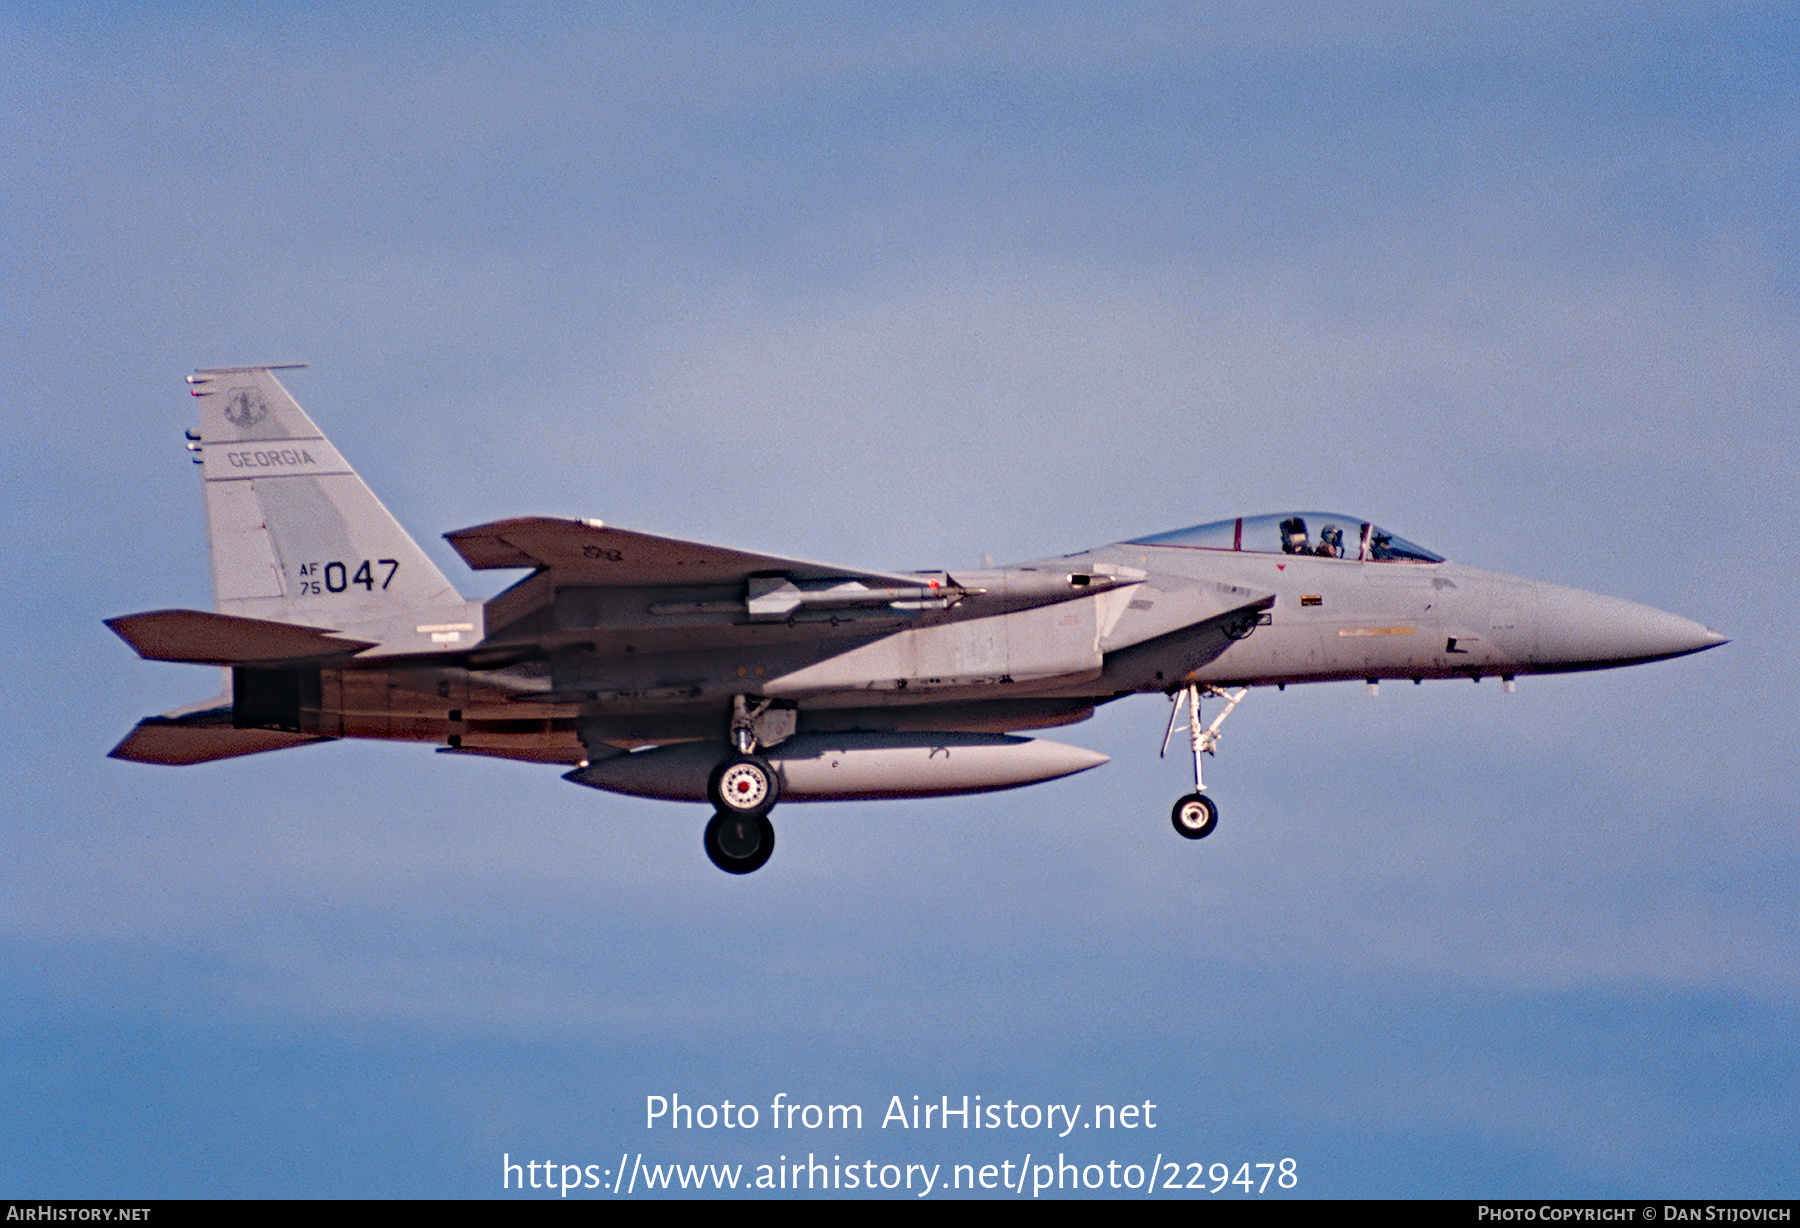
[3,3,1796,1198]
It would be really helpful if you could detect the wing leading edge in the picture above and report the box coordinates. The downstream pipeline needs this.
[444,516,945,588]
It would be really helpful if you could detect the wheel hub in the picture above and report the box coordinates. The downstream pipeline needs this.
[715,761,771,812]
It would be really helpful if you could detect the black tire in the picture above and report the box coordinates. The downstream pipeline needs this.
[1171,792,1218,840]
[707,754,780,817]
[704,810,776,874]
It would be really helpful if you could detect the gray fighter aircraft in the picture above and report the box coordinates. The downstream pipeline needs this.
[109,366,1727,873]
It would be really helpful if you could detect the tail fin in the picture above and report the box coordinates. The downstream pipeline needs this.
[188,366,465,630]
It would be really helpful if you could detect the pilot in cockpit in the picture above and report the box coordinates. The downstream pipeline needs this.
[1316,524,1345,558]
[1280,517,1309,555]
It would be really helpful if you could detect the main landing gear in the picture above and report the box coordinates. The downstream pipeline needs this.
[703,696,783,874]
[1161,683,1247,842]
[704,810,775,875]
[708,754,779,816]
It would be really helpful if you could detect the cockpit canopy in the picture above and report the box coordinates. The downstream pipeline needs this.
[1131,512,1444,563]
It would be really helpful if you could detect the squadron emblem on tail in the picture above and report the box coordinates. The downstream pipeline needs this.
[222,387,267,428]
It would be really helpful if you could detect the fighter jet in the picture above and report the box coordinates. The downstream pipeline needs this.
[108,366,1727,873]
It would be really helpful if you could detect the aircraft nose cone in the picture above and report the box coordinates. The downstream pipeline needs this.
[1534,584,1727,669]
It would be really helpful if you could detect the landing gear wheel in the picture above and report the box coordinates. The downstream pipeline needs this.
[1171,792,1218,840]
[704,811,775,875]
[708,754,779,816]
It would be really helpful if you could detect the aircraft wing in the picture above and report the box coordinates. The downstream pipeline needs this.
[443,517,938,587]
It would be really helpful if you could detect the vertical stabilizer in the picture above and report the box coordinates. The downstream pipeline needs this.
[188,367,470,638]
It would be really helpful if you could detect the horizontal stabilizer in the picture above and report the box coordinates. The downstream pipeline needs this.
[105,609,375,664]
[108,699,330,766]
[444,516,934,588]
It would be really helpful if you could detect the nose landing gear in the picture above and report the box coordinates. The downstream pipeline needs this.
[1172,792,1218,839]
[1161,683,1246,841]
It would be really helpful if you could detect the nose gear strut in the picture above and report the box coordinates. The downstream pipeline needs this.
[1161,683,1247,840]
